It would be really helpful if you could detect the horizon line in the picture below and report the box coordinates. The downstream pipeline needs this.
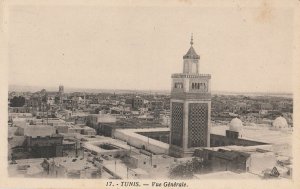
[8,84,293,95]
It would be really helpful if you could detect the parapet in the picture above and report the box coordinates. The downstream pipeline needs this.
[171,73,211,79]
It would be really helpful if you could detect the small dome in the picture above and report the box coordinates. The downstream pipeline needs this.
[229,118,243,132]
[273,116,288,128]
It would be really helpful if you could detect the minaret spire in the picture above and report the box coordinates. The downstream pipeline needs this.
[183,34,199,60]
[190,33,194,46]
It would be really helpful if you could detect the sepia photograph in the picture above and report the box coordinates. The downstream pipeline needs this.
[0,0,299,189]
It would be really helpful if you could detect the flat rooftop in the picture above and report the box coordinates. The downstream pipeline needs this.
[84,139,131,153]
[8,156,98,177]
[194,171,261,179]
[210,125,292,146]
[115,128,169,149]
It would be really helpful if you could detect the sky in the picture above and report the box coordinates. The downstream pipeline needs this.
[7,4,294,93]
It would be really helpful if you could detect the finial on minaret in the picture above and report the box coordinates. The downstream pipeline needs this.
[190,33,194,46]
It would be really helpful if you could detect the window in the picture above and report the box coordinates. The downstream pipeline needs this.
[192,83,200,90]
[174,82,183,89]
[192,82,207,91]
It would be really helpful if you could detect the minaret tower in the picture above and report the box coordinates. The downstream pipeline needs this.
[169,35,211,157]
[58,85,64,106]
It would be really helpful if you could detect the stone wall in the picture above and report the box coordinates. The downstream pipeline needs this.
[210,134,267,147]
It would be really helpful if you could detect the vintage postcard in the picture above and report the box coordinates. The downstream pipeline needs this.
[0,0,299,189]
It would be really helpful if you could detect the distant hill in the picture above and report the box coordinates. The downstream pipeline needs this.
[9,85,58,93]
[211,90,293,98]
[8,85,170,95]
[9,85,292,98]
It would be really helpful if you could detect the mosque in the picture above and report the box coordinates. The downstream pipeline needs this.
[111,36,292,176]
[168,35,274,158]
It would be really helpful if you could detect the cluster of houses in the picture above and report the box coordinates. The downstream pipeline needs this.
[211,95,293,126]
[8,87,172,161]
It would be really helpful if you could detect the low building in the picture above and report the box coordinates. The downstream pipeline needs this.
[54,125,69,133]
[11,125,64,159]
[25,133,63,158]
[9,157,101,178]
[137,114,154,121]
[82,126,97,135]
[194,145,276,174]
[125,154,174,170]
[9,113,33,122]
[133,96,144,110]
[86,113,117,128]
[68,125,96,136]
[15,124,55,137]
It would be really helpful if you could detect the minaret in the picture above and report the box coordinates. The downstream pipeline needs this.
[58,85,64,106]
[169,35,211,158]
[59,85,64,95]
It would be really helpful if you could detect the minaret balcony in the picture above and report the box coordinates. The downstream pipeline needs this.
[171,73,211,79]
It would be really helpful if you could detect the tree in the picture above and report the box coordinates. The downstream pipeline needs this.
[10,96,25,107]
[95,108,101,114]
[42,94,48,103]
[54,96,60,104]
[169,158,211,179]
[169,161,194,179]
